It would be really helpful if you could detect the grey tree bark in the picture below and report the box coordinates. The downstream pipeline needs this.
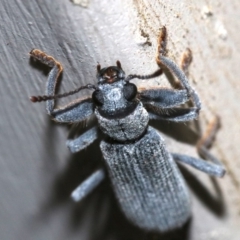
[1,0,240,240]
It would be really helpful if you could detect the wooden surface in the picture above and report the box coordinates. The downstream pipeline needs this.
[1,0,240,239]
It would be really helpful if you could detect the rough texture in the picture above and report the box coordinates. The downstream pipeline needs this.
[1,0,240,240]
[101,126,191,232]
[96,102,149,142]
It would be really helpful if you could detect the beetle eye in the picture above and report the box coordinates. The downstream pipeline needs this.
[123,83,137,101]
[92,90,104,106]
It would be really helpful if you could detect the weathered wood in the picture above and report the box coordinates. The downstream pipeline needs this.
[0,0,240,239]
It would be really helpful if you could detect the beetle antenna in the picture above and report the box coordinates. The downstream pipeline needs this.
[30,84,97,102]
[116,60,122,69]
[125,68,163,82]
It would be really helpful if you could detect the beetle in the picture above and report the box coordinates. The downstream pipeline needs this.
[29,26,225,232]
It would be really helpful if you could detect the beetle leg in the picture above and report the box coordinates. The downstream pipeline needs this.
[66,126,99,153]
[140,89,189,108]
[196,116,223,166]
[180,48,192,77]
[144,27,201,122]
[172,116,226,177]
[156,27,201,113]
[148,107,199,122]
[29,49,63,114]
[172,153,225,177]
[71,169,105,202]
[140,48,192,109]
[50,98,94,123]
[166,47,193,89]
[140,48,193,109]
[30,49,94,123]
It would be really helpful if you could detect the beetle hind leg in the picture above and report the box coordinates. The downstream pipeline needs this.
[71,169,105,202]
[172,116,226,177]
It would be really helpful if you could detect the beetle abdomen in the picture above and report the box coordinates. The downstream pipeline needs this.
[100,126,191,232]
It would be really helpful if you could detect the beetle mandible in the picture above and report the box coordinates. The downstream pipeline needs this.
[29,26,225,232]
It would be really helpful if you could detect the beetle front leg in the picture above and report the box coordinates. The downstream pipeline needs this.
[140,48,193,108]
[66,126,99,153]
[148,107,199,122]
[30,49,63,115]
[71,168,105,202]
[145,27,201,122]
[156,26,201,113]
[30,49,95,123]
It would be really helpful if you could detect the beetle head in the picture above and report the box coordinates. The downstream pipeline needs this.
[97,61,125,84]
